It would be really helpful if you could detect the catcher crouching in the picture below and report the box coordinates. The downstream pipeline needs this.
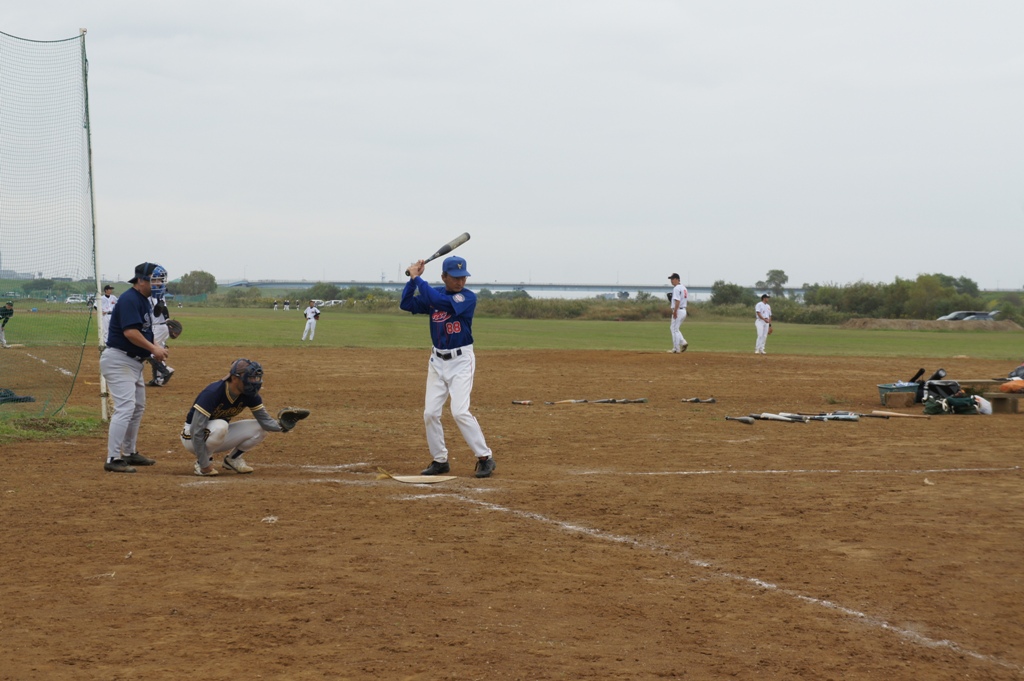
[180,358,310,476]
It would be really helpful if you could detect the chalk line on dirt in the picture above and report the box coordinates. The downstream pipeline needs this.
[402,492,1021,673]
[576,466,1021,477]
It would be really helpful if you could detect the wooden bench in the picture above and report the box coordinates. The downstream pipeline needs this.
[982,392,1020,414]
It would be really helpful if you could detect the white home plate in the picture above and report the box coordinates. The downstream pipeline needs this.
[388,475,457,484]
[378,468,456,484]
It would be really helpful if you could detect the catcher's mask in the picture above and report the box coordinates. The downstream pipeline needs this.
[229,358,263,396]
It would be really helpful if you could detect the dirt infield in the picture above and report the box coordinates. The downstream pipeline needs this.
[2,347,1022,680]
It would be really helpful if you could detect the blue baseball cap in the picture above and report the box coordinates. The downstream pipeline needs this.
[442,256,471,277]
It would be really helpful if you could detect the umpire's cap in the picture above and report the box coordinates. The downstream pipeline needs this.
[442,256,471,277]
[129,262,163,284]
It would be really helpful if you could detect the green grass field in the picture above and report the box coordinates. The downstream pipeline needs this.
[158,307,1023,359]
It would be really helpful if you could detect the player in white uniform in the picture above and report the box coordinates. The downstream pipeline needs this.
[301,300,321,341]
[100,285,118,345]
[667,273,688,353]
[755,293,772,354]
[147,295,175,385]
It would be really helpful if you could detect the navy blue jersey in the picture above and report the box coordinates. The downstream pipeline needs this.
[185,379,267,425]
[107,287,154,359]
[400,278,476,350]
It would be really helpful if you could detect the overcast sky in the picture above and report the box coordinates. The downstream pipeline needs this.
[5,1,1023,290]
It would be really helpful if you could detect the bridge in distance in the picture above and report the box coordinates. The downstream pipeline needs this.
[226,280,802,299]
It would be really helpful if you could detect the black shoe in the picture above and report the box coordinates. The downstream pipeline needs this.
[123,452,156,466]
[474,457,496,479]
[680,343,688,353]
[421,461,450,475]
[104,459,136,473]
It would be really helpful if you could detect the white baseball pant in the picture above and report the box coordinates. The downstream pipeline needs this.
[181,419,267,469]
[669,309,687,351]
[755,319,770,353]
[423,345,492,463]
[302,318,316,340]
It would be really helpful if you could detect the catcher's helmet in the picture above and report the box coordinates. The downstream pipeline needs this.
[229,358,263,396]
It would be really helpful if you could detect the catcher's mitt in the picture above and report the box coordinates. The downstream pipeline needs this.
[277,406,310,432]
[166,319,183,339]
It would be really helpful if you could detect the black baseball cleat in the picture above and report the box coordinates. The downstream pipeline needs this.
[680,343,688,352]
[104,459,136,473]
[421,461,450,476]
[123,452,156,466]
[474,457,496,479]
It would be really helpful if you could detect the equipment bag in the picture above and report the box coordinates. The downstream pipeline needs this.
[922,380,961,402]
[923,396,979,415]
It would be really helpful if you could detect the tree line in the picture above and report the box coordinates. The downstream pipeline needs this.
[711,271,1022,325]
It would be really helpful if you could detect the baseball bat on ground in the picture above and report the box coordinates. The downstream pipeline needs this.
[681,397,717,403]
[725,416,755,425]
[405,232,471,275]
[871,410,931,419]
[544,399,588,405]
[512,400,532,405]
[750,413,805,423]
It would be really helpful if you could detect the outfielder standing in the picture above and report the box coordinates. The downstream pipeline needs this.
[99,262,169,473]
[401,256,495,478]
[301,300,320,341]
[667,273,688,353]
[180,358,300,476]
[99,285,117,345]
[1,300,13,348]
[755,293,772,355]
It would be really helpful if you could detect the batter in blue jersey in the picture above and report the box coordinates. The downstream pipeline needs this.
[400,255,495,478]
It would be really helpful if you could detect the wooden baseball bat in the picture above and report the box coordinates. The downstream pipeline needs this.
[406,232,471,275]
[511,400,532,405]
[871,410,931,419]
[544,399,588,404]
[725,416,755,425]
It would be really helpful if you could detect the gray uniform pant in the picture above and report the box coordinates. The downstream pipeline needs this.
[99,348,147,462]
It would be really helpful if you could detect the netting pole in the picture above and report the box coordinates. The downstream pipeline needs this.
[79,28,109,422]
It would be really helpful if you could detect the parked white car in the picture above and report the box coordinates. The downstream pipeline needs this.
[64,294,87,304]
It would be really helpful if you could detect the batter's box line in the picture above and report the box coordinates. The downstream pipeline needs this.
[575,466,1021,477]
[402,492,1021,674]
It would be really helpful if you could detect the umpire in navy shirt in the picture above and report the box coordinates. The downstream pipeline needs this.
[99,262,170,473]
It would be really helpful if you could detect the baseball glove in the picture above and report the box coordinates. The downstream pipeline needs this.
[767,325,773,335]
[314,313,320,320]
[277,406,311,432]
[166,319,183,339]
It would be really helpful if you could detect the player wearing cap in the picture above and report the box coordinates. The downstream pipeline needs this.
[99,262,169,473]
[667,273,688,353]
[755,293,772,355]
[301,300,321,341]
[0,300,13,348]
[99,285,118,345]
[400,255,495,478]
